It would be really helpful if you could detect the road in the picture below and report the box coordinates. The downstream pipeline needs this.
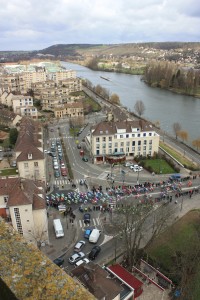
[44,105,200,272]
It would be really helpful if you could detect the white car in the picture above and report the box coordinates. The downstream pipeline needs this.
[133,166,143,172]
[68,252,85,264]
[75,258,90,267]
[130,165,139,170]
[124,162,134,167]
[74,240,86,252]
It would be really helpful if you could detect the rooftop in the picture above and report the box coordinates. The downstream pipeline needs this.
[0,219,95,300]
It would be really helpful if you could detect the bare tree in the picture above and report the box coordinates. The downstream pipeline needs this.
[110,93,120,105]
[178,130,188,143]
[112,199,174,269]
[134,100,145,117]
[173,122,182,139]
[27,223,49,249]
[192,138,200,151]
[113,200,153,268]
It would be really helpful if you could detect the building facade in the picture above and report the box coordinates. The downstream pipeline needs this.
[0,177,48,246]
[89,120,160,164]
[14,118,46,183]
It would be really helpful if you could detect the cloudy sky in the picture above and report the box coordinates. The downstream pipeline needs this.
[0,0,199,51]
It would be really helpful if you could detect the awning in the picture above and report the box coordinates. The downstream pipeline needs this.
[112,152,125,156]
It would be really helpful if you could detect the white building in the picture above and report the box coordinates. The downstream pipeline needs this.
[89,120,160,164]
[0,177,49,246]
[14,118,46,183]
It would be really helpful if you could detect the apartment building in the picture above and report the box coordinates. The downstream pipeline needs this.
[0,177,49,246]
[89,120,159,164]
[0,92,38,119]
[14,118,46,183]
[54,101,84,119]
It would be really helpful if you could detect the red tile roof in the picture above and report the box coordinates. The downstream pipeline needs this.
[108,264,143,290]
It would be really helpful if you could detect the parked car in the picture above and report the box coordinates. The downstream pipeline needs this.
[53,257,64,267]
[130,165,139,170]
[54,170,60,178]
[83,213,91,224]
[75,258,89,267]
[88,246,101,260]
[74,240,86,252]
[10,161,17,167]
[84,228,92,239]
[82,157,88,162]
[68,252,85,264]
[124,161,134,167]
[133,166,143,172]
[61,168,67,176]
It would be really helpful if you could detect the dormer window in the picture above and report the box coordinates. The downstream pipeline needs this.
[100,131,103,134]
[28,153,32,160]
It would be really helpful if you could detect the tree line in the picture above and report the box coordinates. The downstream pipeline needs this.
[83,79,121,105]
[143,61,200,96]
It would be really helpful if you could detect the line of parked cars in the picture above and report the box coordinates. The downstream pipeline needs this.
[124,161,143,172]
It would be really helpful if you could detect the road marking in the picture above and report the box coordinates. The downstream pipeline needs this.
[79,220,82,227]
[93,218,96,226]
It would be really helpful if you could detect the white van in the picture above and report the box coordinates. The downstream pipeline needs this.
[89,229,101,243]
[53,219,64,238]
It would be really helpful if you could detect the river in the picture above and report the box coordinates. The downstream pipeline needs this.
[61,61,200,144]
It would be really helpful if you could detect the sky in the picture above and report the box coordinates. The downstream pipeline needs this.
[0,0,200,51]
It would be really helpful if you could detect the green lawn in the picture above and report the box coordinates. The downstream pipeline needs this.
[146,210,200,296]
[0,168,18,176]
[142,158,175,174]
[160,141,199,170]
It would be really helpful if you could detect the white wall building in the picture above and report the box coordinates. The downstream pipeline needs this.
[89,120,160,164]
[0,177,49,246]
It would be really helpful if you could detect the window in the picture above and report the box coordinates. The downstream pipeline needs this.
[120,148,124,152]
[102,149,106,154]
[126,134,129,138]
[4,196,8,203]
[132,134,135,137]
[144,140,147,145]
[120,135,123,138]
[126,141,130,146]
[138,146,141,151]
[126,147,129,153]
[27,220,29,222]
[132,141,135,146]
[109,137,112,141]
[114,142,118,147]
[108,149,112,154]
[34,162,38,167]
[149,140,152,144]
[108,143,112,148]
[149,146,152,150]
[149,133,152,136]
[132,147,135,151]
[14,208,23,235]
[120,142,124,147]
[103,137,106,142]
[96,137,99,142]
[96,150,99,155]
[143,146,146,150]
[102,143,106,149]
[137,134,140,137]
[114,135,117,139]
[100,131,103,134]
[96,144,100,149]
[138,141,141,145]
